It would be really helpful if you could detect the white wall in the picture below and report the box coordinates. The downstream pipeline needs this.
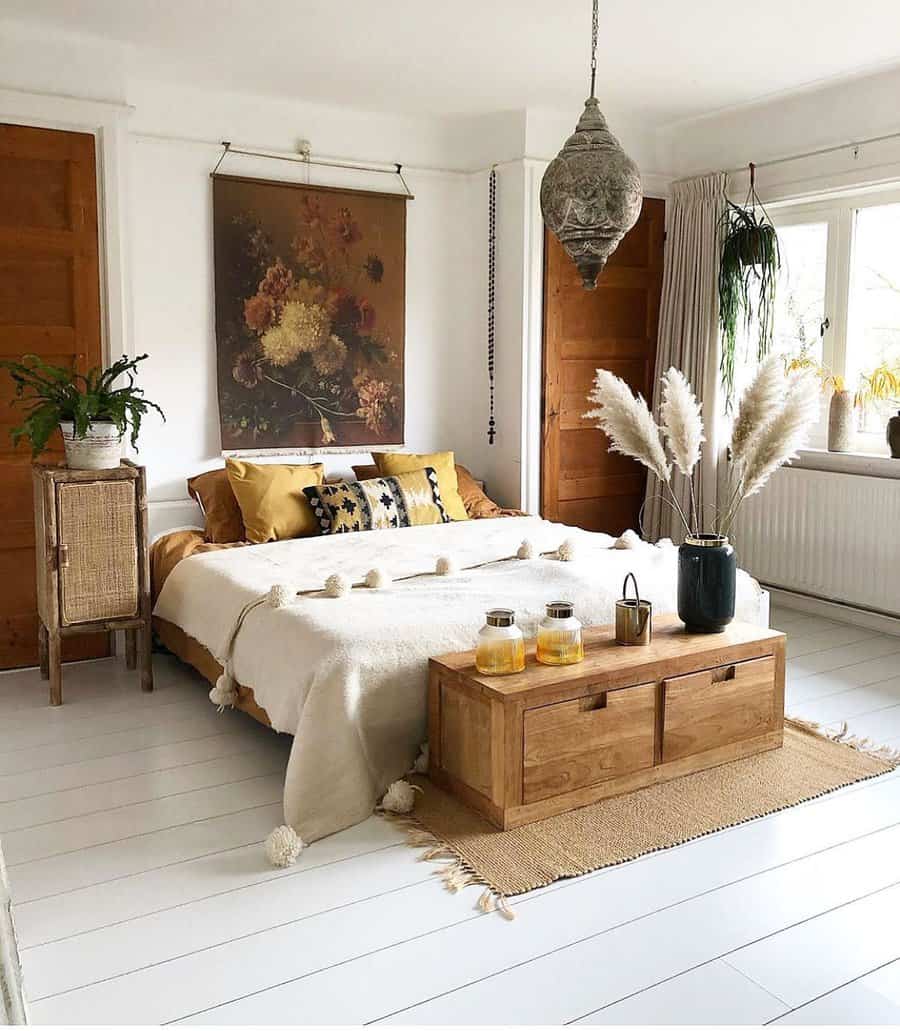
[658,64,900,201]
[0,17,685,530]
[0,23,503,535]
[128,135,481,510]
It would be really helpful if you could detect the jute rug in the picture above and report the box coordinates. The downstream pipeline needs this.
[398,720,899,918]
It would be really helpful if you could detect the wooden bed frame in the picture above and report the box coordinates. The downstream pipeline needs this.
[154,616,273,727]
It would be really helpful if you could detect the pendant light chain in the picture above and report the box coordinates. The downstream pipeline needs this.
[589,0,599,97]
[487,167,497,446]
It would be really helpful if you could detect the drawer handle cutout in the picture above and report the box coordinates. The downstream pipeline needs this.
[712,665,736,683]
[581,693,607,712]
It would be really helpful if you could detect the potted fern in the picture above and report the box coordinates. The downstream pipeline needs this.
[0,353,164,470]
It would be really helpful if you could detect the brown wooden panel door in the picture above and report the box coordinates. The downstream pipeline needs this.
[541,198,665,534]
[0,123,106,668]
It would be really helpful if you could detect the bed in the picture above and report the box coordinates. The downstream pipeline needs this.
[152,514,769,846]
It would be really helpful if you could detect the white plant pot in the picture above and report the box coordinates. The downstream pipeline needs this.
[59,421,123,470]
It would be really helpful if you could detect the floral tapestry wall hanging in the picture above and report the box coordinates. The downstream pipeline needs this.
[213,174,408,451]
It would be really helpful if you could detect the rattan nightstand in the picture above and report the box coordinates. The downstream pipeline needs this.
[32,460,153,705]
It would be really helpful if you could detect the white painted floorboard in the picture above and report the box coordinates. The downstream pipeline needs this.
[0,604,897,1024]
[773,958,900,1024]
[572,959,787,1025]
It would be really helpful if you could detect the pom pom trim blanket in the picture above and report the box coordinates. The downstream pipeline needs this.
[154,517,767,843]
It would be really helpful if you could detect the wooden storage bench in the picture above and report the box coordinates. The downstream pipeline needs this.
[428,617,785,829]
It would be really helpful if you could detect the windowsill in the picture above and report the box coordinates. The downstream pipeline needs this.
[793,447,900,480]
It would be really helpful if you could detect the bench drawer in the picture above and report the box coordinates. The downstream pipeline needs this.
[662,656,778,763]
[523,683,656,804]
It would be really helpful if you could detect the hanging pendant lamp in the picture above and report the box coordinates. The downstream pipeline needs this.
[540,0,643,290]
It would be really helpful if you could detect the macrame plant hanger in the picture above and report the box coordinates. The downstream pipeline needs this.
[487,167,497,445]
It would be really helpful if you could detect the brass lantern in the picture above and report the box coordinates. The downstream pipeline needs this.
[540,0,643,290]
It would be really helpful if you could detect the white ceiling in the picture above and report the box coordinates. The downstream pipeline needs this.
[4,0,900,127]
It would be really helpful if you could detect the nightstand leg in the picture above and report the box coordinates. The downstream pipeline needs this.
[38,622,49,681]
[125,629,137,670]
[138,625,153,693]
[47,631,62,706]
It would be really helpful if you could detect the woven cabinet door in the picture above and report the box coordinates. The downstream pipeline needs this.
[57,480,138,626]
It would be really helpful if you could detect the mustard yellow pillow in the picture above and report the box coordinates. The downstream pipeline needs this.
[225,459,325,543]
[372,451,468,521]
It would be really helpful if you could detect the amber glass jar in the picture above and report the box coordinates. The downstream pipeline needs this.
[536,601,584,666]
[475,609,526,676]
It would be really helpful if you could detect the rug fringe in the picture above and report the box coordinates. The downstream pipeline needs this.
[786,716,900,766]
[383,810,516,920]
[383,718,896,922]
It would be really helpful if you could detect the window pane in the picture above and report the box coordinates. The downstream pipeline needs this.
[732,221,829,397]
[848,204,900,439]
[772,222,829,363]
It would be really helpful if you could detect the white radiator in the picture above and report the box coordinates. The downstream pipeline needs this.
[733,466,900,617]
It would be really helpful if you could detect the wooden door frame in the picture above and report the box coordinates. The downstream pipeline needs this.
[0,88,133,371]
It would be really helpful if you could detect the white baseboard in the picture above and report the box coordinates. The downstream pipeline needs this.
[765,585,900,638]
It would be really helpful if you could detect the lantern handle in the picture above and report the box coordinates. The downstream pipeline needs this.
[622,572,641,606]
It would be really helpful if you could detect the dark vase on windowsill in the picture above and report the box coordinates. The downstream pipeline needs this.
[888,410,900,458]
[678,534,736,633]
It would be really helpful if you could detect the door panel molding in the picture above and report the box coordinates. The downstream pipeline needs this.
[541,198,666,535]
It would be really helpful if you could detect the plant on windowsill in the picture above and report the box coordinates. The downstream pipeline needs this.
[783,346,853,453]
[0,353,164,471]
[857,361,900,458]
[584,357,819,632]
[718,165,781,408]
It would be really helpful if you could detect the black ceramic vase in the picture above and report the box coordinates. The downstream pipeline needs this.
[887,410,900,458]
[678,534,736,633]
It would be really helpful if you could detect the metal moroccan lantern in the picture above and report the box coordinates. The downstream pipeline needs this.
[540,0,643,290]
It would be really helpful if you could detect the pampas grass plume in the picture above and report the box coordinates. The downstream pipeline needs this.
[729,354,785,468]
[738,370,819,500]
[659,367,704,476]
[584,370,670,484]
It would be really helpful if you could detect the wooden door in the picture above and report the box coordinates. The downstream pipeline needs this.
[541,197,665,534]
[0,123,106,668]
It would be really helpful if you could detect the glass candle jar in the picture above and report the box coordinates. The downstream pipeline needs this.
[536,601,584,666]
[475,609,525,676]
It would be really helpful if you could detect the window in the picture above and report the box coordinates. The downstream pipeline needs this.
[736,190,900,455]
[772,222,829,363]
[847,203,900,438]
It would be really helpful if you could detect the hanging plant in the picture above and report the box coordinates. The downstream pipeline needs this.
[718,164,781,406]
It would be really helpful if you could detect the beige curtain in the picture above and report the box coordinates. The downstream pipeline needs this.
[642,172,726,542]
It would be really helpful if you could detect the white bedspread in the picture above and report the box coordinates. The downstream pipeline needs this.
[154,517,766,843]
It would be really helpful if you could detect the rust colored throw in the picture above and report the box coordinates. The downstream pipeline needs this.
[401,722,898,917]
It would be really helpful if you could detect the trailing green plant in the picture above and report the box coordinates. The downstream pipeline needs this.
[0,353,165,458]
[718,168,781,407]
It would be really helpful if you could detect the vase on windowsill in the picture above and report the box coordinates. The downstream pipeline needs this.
[888,410,900,458]
[827,390,855,453]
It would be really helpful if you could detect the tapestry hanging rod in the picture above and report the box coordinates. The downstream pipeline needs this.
[720,127,900,179]
[211,140,413,197]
